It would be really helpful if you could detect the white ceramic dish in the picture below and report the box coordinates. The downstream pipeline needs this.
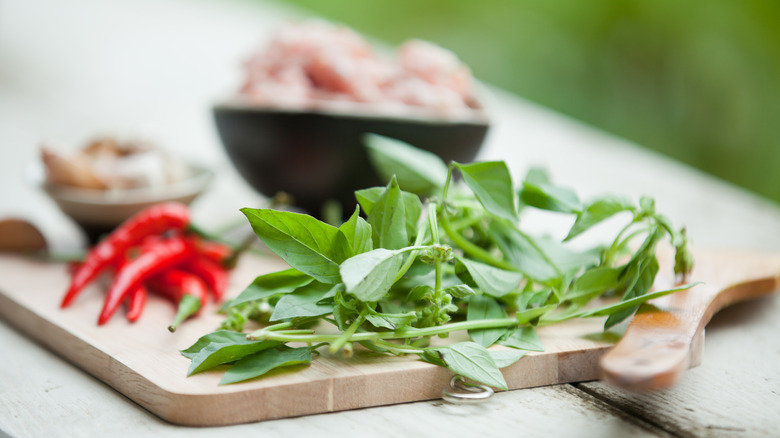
[26,161,213,242]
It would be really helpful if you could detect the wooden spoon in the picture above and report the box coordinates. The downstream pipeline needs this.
[0,218,48,253]
[600,247,780,391]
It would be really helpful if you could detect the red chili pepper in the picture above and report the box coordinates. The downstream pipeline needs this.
[67,260,82,275]
[61,202,190,308]
[113,253,148,323]
[97,235,193,325]
[146,269,209,332]
[125,284,147,322]
[182,256,229,302]
[188,236,232,266]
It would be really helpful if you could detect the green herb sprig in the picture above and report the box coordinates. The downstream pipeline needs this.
[183,134,695,389]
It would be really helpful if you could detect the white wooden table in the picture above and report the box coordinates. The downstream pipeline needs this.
[1,0,779,436]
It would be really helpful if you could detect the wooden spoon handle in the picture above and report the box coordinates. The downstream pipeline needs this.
[600,249,780,392]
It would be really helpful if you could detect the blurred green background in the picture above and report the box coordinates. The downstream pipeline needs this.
[275,0,780,204]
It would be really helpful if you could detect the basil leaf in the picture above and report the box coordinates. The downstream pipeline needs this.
[180,329,238,355]
[219,346,312,385]
[565,196,634,241]
[488,223,560,282]
[269,282,339,321]
[407,284,435,302]
[365,313,395,330]
[524,167,551,185]
[367,176,409,250]
[181,330,281,376]
[340,248,409,302]
[241,208,349,283]
[534,238,601,275]
[332,294,358,331]
[489,349,528,368]
[364,133,448,195]
[519,180,581,214]
[354,187,384,215]
[379,311,417,328]
[366,310,417,330]
[639,196,655,216]
[454,161,518,222]
[467,295,508,347]
[577,282,701,318]
[437,342,508,390]
[339,206,373,255]
[356,186,422,237]
[230,269,313,307]
[420,349,446,367]
[516,288,553,312]
[605,255,659,329]
[516,304,557,324]
[455,255,523,298]
[442,284,476,298]
[499,326,544,351]
[400,191,423,239]
[564,266,621,305]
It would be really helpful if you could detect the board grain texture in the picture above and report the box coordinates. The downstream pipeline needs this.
[0,247,777,426]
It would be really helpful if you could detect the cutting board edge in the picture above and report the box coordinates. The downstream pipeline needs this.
[0,286,617,426]
[0,251,624,426]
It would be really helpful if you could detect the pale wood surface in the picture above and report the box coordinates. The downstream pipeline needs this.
[2,0,780,436]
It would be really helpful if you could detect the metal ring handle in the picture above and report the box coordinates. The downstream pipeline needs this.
[441,376,494,404]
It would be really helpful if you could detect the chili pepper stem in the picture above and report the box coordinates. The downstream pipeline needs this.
[168,295,202,333]
[185,223,217,242]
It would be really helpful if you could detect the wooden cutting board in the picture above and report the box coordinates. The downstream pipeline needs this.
[0,248,777,426]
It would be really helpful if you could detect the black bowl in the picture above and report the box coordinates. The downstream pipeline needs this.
[213,103,490,216]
